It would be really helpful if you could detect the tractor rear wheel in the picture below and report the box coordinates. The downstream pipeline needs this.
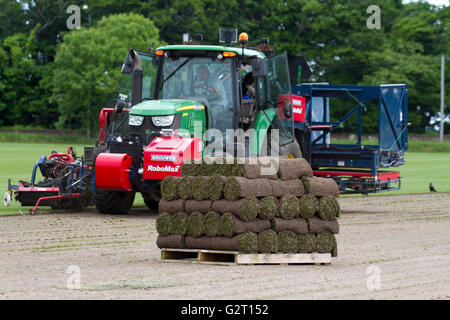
[93,190,135,215]
[142,192,160,212]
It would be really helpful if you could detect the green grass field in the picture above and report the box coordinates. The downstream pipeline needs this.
[0,142,449,215]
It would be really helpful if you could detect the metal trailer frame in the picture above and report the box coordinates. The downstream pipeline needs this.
[292,83,408,194]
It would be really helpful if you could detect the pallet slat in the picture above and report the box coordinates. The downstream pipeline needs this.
[160,248,331,265]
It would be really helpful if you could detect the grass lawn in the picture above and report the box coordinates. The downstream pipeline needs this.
[0,142,449,215]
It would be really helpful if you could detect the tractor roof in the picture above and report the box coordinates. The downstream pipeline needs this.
[156,44,266,59]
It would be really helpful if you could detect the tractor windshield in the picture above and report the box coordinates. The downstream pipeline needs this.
[158,56,234,134]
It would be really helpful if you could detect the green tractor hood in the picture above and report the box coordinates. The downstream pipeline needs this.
[130,99,205,116]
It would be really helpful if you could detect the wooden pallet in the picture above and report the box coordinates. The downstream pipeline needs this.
[160,248,331,265]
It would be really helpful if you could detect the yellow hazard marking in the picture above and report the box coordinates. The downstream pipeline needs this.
[176,105,204,112]
[183,113,189,117]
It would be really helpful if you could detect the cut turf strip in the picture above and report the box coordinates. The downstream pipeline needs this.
[158,199,185,214]
[186,212,204,237]
[180,160,199,177]
[156,212,172,236]
[191,176,209,201]
[171,212,188,235]
[308,216,339,234]
[276,158,313,180]
[156,235,185,249]
[297,234,316,253]
[209,233,258,253]
[278,231,298,253]
[270,179,305,197]
[160,176,180,200]
[271,217,308,234]
[279,195,300,220]
[258,229,278,253]
[219,213,271,237]
[299,195,319,218]
[207,175,227,200]
[184,200,213,214]
[316,231,336,254]
[259,196,278,220]
[223,177,273,201]
[211,197,260,222]
[185,236,213,249]
[177,176,194,199]
[243,158,278,179]
[301,176,339,197]
[204,211,221,237]
[318,196,339,220]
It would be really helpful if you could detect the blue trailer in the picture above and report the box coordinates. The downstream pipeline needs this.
[292,83,409,194]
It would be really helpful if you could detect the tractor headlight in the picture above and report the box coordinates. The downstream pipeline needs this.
[152,115,174,127]
[129,115,144,126]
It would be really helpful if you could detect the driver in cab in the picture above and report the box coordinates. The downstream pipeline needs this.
[193,65,228,107]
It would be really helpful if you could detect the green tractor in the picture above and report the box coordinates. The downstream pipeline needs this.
[93,31,303,214]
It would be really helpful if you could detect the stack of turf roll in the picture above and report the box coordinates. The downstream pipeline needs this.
[156,156,341,258]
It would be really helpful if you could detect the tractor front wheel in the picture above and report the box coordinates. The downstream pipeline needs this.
[93,190,135,215]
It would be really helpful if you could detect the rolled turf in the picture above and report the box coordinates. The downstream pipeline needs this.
[258,229,278,253]
[186,212,204,237]
[272,217,308,234]
[316,231,337,254]
[191,176,209,201]
[211,233,258,253]
[276,158,313,180]
[177,176,194,199]
[318,196,339,220]
[171,212,188,235]
[226,158,245,177]
[156,235,185,249]
[308,216,339,234]
[158,199,185,214]
[207,175,227,200]
[279,195,300,220]
[198,159,215,176]
[160,176,180,200]
[204,211,221,237]
[185,236,213,250]
[259,196,278,220]
[270,179,304,197]
[243,157,278,179]
[299,195,319,218]
[297,234,316,253]
[278,231,298,253]
[223,177,273,201]
[301,176,339,197]
[156,212,172,236]
[180,160,199,177]
[184,200,212,213]
[220,213,271,237]
[211,197,260,221]
[332,197,341,218]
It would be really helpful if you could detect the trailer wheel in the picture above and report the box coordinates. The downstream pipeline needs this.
[93,190,135,215]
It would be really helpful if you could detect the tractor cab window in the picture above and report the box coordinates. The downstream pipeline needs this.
[158,56,234,135]
[118,53,156,105]
[266,53,294,145]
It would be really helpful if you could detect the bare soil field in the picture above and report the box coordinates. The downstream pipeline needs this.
[0,193,449,300]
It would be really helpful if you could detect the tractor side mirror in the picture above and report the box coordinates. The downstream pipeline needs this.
[121,54,134,74]
[252,58,267,77]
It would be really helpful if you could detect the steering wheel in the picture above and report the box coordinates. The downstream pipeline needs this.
[193,82,219,100]
[48,153,74,163]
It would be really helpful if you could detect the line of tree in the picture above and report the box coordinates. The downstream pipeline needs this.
[0,0,448,136]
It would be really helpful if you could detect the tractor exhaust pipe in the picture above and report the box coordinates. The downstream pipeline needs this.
[129,50,143,106]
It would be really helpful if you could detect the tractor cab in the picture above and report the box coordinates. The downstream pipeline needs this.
[104,32,301,158]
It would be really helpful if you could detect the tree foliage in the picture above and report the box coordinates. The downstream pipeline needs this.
[51,13,163,134]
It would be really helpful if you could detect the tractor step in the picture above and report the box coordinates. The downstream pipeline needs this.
[160,248,331,266]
